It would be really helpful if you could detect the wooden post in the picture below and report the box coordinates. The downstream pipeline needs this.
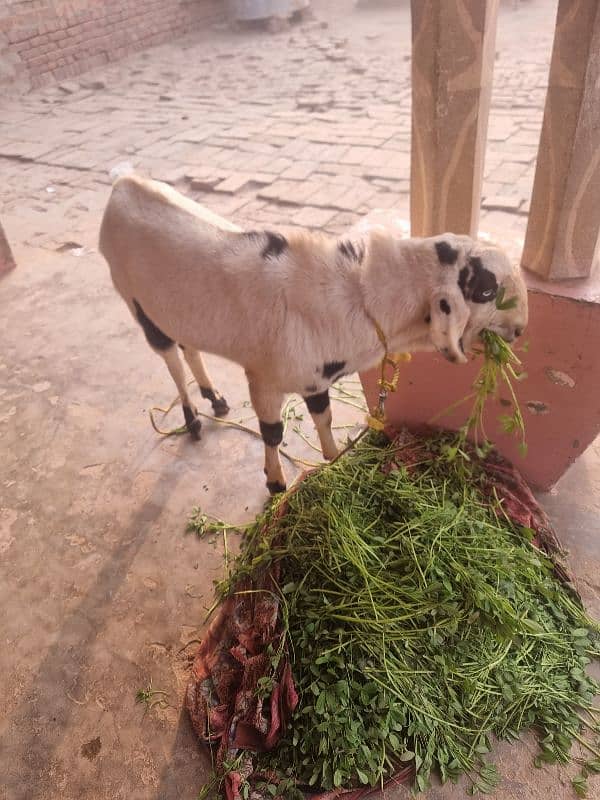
[0,220,15,275]
[410,0,499,238]
[522,0,600,280]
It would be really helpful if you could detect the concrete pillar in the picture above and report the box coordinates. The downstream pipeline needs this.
[522,0,600,280]
[0,221,15,275]
[410,0,499,238]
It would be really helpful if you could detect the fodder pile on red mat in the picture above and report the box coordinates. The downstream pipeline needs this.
[187,430,600,800]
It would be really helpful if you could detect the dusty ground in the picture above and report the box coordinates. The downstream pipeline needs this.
[1,1,599,799]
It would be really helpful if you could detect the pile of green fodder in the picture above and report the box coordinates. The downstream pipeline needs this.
[217,433,600,798]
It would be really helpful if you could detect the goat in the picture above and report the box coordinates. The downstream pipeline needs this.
[99,174,528,494]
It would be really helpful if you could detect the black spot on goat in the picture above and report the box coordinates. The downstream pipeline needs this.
[133,299,173,351]
[338,239,364,263]
[304,390,330,415]
[322,360,347,380]
[262,231,288,259]
[434,240,459,265]
[458,256,498,304]
[243,230,288,260]
[259,420,284,448]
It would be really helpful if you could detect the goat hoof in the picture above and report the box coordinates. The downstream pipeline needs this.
[183,405,202,439]
[213,397,230,418]
[266,480,287,496]
[188,418,202,440]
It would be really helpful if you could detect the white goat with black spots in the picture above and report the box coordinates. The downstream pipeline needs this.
[99,174,528,494]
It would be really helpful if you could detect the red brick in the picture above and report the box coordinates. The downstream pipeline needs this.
[2,0,220,86]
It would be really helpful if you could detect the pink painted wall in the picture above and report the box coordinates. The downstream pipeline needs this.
[361,289,600,491]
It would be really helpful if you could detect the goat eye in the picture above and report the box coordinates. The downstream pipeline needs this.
[482,289,493,297]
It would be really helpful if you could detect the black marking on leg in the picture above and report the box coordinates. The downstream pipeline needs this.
[200,387,217,404]
[439,298,451,315]
[200,386,229,417]
[322,360,347,380]
[133,300,173,351]
[259,419,283,448]
[183,405,196,428]
[183,404,202,439]
[458,256,498,303]
[435,240,459,265]
[338,239,364,263]
[304,390,330,415]
[267,480,287,495]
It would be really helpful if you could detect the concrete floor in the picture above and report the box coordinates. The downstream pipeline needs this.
[1,1,599,799]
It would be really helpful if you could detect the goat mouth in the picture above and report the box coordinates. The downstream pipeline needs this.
[478,328,515,345]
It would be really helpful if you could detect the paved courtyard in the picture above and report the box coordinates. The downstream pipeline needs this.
[2,0,554,257]
[2,1,600,800]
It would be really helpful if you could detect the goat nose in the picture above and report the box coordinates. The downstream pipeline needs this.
[514,327,523,338]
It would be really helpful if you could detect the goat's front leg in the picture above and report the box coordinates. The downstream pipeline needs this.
[304,389,338,461]
[247,375,286,495]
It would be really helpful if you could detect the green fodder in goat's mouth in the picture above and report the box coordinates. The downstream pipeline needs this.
[436,329,528,461]
[217,434,600,797]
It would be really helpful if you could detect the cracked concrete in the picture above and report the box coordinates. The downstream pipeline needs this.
[1,1,599,799]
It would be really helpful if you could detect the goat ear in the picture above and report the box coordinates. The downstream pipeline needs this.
[428,287,469,364]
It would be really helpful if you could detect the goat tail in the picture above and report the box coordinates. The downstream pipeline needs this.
[108,160,135,183]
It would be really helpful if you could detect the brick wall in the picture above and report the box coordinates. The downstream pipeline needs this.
[0,0,221,91]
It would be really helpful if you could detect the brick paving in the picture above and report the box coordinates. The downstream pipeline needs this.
[1,0,558,260]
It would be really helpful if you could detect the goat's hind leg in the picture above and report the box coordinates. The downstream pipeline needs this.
[133,300,202,439]
[181,347,229,417]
